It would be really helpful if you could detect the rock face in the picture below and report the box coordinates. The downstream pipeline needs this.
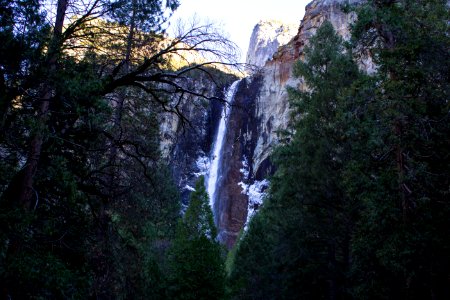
[213,0,369,248]
[159,72,236,208]
[164,0,370,248]
[214,77,263,247]
[245,20,298,72]
[249,0,365,178]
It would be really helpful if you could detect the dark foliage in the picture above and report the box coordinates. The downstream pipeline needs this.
[228,1,450,299]
[168,177,226,300]
[0,0,234,298]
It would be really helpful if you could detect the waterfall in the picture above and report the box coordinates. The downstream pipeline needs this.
[207,80,240,210]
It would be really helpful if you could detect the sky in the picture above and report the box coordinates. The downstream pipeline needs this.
[168,0,311,62]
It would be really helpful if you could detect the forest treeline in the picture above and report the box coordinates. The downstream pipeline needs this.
[0,0,449,299]
[229,1,449,299]
[0,0,235,298]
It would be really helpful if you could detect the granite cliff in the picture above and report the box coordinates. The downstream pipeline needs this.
[159,71,237,208]
[245,20,298,72]
[164,0,369,248]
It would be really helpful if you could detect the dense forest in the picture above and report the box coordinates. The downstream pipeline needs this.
[0,0,449,299]
[229,1,450,299]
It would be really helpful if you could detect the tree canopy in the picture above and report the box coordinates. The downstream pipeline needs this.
[0,0,238,298]
[168,176,226,299]
[0,0,448,299]
[228,1,450,299]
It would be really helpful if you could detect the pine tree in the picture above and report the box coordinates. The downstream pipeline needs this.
[231,2,449,299]
[168,176,225,300]
[0,0,237,297]
[229,21,364,299]
[349,1,450,298]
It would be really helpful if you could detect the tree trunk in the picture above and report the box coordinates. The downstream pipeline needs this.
[374,3,411,221]
[105,0,137,205]
[327,207,338,300]
[125,0,137,64]
[16,0,68,209]
[0,69,9,129]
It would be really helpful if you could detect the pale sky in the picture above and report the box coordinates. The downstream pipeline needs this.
[168,0,311,62]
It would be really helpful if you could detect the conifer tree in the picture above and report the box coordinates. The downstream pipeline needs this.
[230,2,450,299]
[349,0,450,298]
[0,0,238,297]
[230,21,364,299]
[169,176,225,300]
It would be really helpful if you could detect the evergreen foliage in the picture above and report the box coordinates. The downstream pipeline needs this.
[109,0,180,33]
[0,0,236,298]
[229,1,450,298]
[230,21,364,299]
[168,176,226,300]
[0,0,448,298]
[348,1,450,298]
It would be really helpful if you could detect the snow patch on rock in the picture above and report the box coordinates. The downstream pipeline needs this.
[238,156,269,230]
[194,154,210,177]
[183,185,196,192]
[239,179,269,230]
[240,155,250,179]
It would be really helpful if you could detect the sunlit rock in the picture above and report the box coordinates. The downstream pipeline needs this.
[245,20,298,73]
[163,0,373,248]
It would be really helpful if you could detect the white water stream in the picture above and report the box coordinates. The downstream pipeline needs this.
[207,80,240,210]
